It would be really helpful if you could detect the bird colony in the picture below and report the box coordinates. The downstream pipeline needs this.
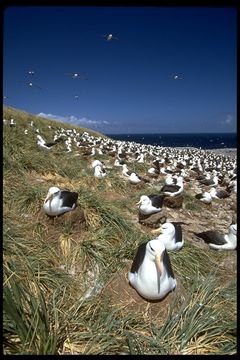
[4,116,237,303]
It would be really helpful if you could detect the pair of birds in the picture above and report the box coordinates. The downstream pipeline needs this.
[129,221,184,301]
[128,220,237,301]
[195,186,231,204]
[122,164,149,184]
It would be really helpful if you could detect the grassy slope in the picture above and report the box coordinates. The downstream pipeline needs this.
[3,106,236,355]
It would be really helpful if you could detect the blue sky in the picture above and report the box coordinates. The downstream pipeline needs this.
[3,6,237,134]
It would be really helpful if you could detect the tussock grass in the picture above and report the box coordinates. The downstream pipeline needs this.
[3,106,236,354]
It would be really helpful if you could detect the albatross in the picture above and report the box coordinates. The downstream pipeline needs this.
[151,222,184,251]
[137,194,165,215]
[194,223,237,250]
[43,186,78,216]
[128,239,176,300]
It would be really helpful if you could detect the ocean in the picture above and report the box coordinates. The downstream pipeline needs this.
[107,133,237,150]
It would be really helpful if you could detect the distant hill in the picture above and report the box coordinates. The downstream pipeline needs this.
[3,105,108,139]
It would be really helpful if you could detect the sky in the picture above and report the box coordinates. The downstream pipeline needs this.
[3,5,237,134]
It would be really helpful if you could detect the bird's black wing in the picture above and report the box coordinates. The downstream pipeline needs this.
[216,190,230,198]
[60,191,78,208]
[171,222,183,243]
[194,230,227,245]
[160,185,180,193]
[162,250,175,278]
[130,242,147,273]
[148,195,165,208]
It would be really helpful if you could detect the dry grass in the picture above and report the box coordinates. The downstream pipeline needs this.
[3,106,237,355]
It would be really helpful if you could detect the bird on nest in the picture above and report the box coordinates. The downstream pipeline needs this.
[43,187,78,217]
[128,239,176,301]
[194,223,237,250]
[137,194,165,215]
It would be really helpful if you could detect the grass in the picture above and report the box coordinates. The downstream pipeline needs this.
[3,105,237,354]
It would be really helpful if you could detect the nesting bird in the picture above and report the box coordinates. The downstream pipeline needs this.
[94,164,107,179]
[37,135,61,150]
[195,190,212,204]
[43,187,78,217]
[151,222,184,251]
[209,187,231,199]
[194,223,237,250]
[137,194,164,215]
[128,239,176,300]
[160,176,184,197]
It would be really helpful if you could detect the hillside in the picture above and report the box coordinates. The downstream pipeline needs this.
[3,106,237,355]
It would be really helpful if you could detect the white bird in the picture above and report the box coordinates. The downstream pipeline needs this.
[137,195,164,215]
[91,159,104,169]
[10,118,16,127]
[195,191,212,204]
[160,176,184,197]
[65,72,88,80]
[194,223,237,250]
[37,135,60,150]
[19,81,42,89]
[128,239,176,300]
[169,74,184,80]
[129,172,142,184]
[94,165,107,179]
[43,187,78,217]
[209,187,231,199]
[164,174,177,186]
[151,222,184,251]
[102,33,119,41]
[122,164,131,177]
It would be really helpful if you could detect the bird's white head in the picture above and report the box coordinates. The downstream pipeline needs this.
[136,195,150,206]
[45,186,60,203]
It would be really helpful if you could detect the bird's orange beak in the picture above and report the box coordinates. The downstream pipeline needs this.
[151,227,162,235]
[136,200,141,206]
[44,193,53,204]
[155,252,164,293]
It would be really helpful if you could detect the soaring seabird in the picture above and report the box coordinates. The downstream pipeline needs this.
[194,223,237,250]
[151,222,184,251]
[19,81,43,89]
[128,239,176,300]
[137,195,164,215]
[43,187,78,216]
[65,72,88,80]
[102,33,119,41]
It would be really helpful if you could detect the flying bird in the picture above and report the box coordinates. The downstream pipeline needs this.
[128,239,176,300]
[102,33,119,41]
[65,72,88,80]
[18,81,43,89]
[27,70,35,76]
[169,74,184,80]
[43,186,78,217]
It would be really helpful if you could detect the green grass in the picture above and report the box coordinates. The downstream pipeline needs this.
[3,105,237,355]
